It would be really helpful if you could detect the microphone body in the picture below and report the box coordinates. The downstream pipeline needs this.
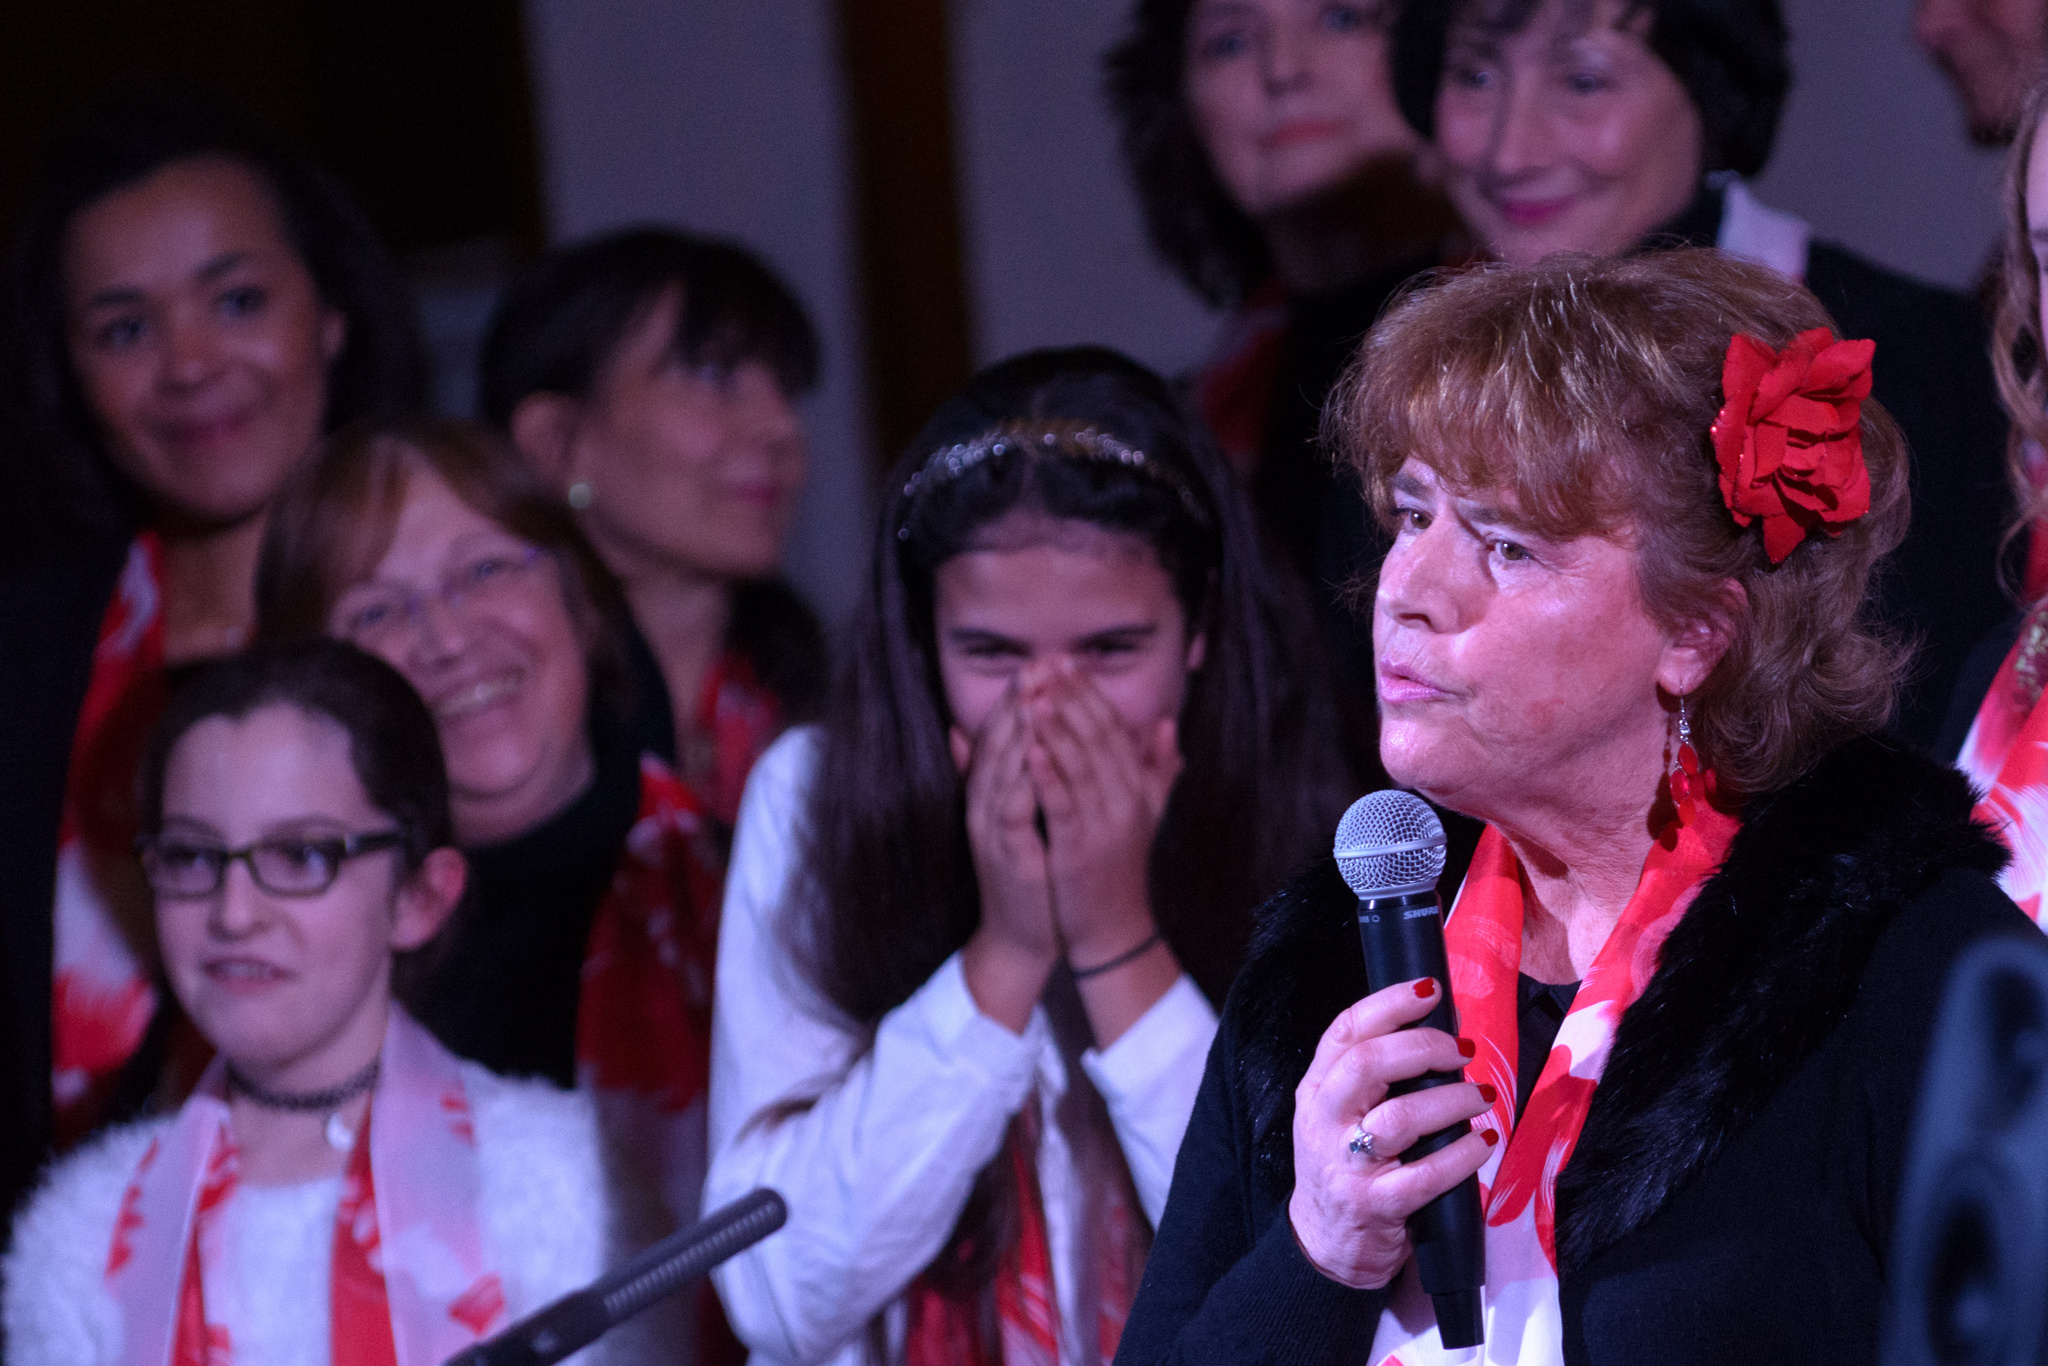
[443,1188,786,1366]
[1355,886,1486,1349]
[1336,790,1485,1350]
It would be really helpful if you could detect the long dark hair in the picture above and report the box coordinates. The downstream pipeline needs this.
[478,226,826,719]
[1,94,426,536]
[794,347,1355,1337]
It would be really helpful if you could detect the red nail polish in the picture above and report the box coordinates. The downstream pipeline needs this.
[1457,1037,1476,1058]
[1413,978,1436,998]
[1482,1129,1500,1147]
[1477,1083,1498,1105]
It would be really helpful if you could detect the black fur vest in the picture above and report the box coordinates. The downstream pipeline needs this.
[1228,735,2004,1275]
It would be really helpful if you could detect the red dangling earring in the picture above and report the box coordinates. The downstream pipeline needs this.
[1668,693,1701,828]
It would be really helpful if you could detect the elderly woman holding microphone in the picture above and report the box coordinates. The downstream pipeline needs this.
[1114,248,2037,1365]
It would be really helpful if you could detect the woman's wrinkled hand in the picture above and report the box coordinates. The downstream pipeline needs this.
[1287,978,1498,1290]
[1023,659,1180,967]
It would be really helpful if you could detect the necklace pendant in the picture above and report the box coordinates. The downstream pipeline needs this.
[325,1111,355,1152]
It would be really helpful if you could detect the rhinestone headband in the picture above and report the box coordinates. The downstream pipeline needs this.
[897,419,1209,540]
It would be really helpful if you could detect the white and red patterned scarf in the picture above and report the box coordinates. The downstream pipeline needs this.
[902,1097,1139,1366]
[576,754,724,1222]
[105,1008,506,1366]
[1369,807,1739,1363]
[690,652,784,831]
[576,653,784,1205]
[54,534,168,1146]
[577,662,776,1366]
[1958,605,2048,924]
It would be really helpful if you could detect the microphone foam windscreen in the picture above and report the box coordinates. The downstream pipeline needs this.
[1335,791,1448,898]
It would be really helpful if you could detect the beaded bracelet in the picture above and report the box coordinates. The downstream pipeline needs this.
[1072,930,1164,980]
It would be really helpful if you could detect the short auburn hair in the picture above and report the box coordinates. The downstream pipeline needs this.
[1327,248,1910,797]
[253,416,631,714]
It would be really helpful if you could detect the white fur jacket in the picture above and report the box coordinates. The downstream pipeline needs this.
[4,1060,677,1366]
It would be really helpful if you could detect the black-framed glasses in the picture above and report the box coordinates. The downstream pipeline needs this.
[136,831,407,898]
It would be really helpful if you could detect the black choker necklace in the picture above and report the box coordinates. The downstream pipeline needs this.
[226,1057,381,1113]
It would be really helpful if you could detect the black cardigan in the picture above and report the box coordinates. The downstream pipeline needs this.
[1115,737,2035,1365]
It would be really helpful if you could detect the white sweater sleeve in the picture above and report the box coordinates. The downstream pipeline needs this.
[704,730,1041,1366]
[1080,975,1217,1226]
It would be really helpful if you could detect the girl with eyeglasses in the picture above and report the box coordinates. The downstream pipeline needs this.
[253,418,732,1356]
[4,639,661,1365]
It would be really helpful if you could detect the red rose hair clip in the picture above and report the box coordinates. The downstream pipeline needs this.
[1709,327,1875,564]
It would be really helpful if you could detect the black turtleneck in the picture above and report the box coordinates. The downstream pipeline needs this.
[405,706,642,1085]
[1516,974,1579,1122]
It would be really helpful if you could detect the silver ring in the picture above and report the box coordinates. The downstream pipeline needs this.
[1347,1121,1376,1159]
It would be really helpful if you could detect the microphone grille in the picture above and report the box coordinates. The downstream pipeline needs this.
[1334,791,1448,898]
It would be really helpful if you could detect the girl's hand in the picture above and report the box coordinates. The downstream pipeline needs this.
[1288,978,1498,1290]
[954,684,1059,1030]
[1023,661,1180,968]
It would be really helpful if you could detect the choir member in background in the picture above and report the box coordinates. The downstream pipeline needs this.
[1394,0,2014,746]
[1115,248,2036,1366]
[5,640,664,1366]
[480,228,826,835]
[255,418,732,1361]
[0,96,423,1224]
[1106,0,1462,732]
[704,347,1356,1366]
[1948,74,2048,928]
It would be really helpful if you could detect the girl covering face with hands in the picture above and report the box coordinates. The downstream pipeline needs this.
[702,347,1354,1366]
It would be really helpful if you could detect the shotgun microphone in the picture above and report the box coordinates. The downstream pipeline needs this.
[442,1188,786,1366]
[1335,791,1486,1350]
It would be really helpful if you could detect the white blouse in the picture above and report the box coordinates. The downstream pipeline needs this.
[704,729,1218,1366]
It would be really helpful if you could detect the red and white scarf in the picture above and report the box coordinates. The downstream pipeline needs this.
[1370,807,1740,1363]
[105,1009,506,1366]
[1958,607,2048,924]
[576,754,724,1225]
[576,652,781,1366]
[902,1097,1140,1366]
[690,651,785,830]
[575,653,784,1219]
[54,534,168,1146]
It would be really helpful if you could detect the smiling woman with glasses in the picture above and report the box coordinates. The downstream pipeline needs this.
[252,416,737,1351]
[4,639,669,1366]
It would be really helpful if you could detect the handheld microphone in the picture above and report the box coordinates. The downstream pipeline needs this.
[1335,791,1485,1350]
[442,1188,787,1366]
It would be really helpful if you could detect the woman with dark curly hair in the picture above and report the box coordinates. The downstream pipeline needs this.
[1391,0,2012,750]
[1116,249,2035,1364]
[1106,0,1460,699]
[0,97,424,1224]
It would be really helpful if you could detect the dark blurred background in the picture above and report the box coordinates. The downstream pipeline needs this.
[0,0,2003,624]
